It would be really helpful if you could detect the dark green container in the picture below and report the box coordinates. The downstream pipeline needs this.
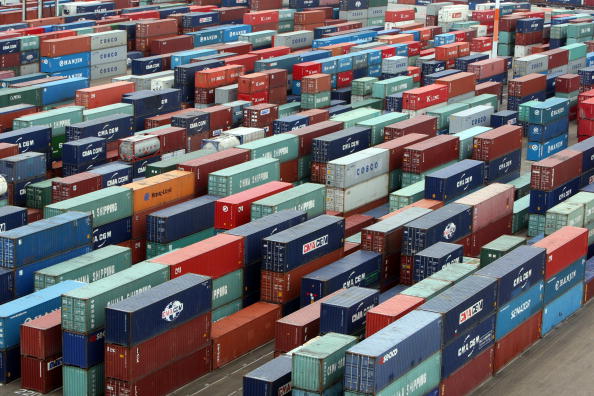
[27,178,61,209]
[480,235,525,267]
[146,228,216,259]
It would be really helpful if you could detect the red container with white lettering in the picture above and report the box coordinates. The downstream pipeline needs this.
[401,135,459,173]
[534,226,588,280]
[530,150,582,191]
[21,354,63,394]
[384,116,438,139]
[365,294,424,337]
[293,62,322,80]
[402,84,449,111]
[472,125,523,162]
[375,133,429,171]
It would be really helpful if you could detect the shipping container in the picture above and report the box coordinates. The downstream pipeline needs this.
[326,147,389,189]
[125,170,195,213]
[544,257,585,304]
[20,309,62,360]
[320,287,379,336]
[414,242,464,282]
[402,135,460,174]
[493,311,542,373]
[62,327,105,369]
[20,354,63,393]
[243,354,292,396]
[541,283,583,336]
[456,183,515,231]
[534,227,588,279]
[62,363,103,396]
[208,157,280,197]
[480,235,526,267]
[424,160,485,202]
[251,183,325,220]
[495,281,544,341]
[365,294,425,337]
[440,347,493,396]
[0,206,26,232]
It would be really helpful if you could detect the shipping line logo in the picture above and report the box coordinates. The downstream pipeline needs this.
[443,222,457,240]
[162,300,184,321]
[302,234,329,254]
[459,299,484,324]
[513,267,532,290]
[380,347,399,364]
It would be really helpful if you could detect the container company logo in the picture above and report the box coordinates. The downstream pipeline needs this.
[302,234,328,254]
[47,356,63,371]
[457,334,480,358]
[498,156,513,173]
[456,173,473,190]
[443,222,457,240]
[459,299,483,325]
[144,187,173,201]
[380,347,399,364]
[162,300,184,321]
[512,267,532,289]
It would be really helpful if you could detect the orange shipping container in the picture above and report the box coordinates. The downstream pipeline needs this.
[124,170,195,213]
[40,35,91,57]
[75,82,136,109]
[436,72,476,98]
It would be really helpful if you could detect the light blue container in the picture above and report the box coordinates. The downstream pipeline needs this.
[495,281,544,340]
[541,283,583,336]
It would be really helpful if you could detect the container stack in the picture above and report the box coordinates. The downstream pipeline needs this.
[412,242,463,283]
[555,74,581,120]
[473,124,523,183]
[237,133,299,183]
[250,182,325,220]
[320,286,379,336]
[301,73,331,109]
[61,137,107,176]
[522,97,570,161]
[0,152,46,206]
[400,135,459,187]
[40,36,92,79]
[579,95,594,142]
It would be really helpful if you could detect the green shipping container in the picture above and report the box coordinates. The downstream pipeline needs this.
[544,202,585,235]
[212,269,243,310]
[0,87,41,107]
[208,158,280,197]
[401,160,457,188]
[27,178,61,209]
[497,44,513,57]
[34,245,131,290]
[279,102,301,117]
[454,126,491,160]
[83,103,134,121]
[251,183,325,220]
[430,263,478,283]
[278,21,294,33]
[44,186,133,227]
[301,92,331,109]
[401,278,451,300]
[586,221,594,246]
[292,333,358,392]
[345,232,361,244]
[238,134,299,163]
[512,195,530,234]
[479,235,525,267]
[426,103,470,130]
[19,35,39,51]
[565,192,594,224]
[463,257,481,267]
[146,149,215,177]
[351,98,383,110]
[498,31,515,44]
[61,262,169,333]
[212,299,243,322]
[357,112,409,145]
[331,108,382,129]
[63,363,103,396]
[389,181,424,211]
[298,155,311,179]
[352,77,378,96]
[146,227,216,259]
[562,43,587,61]
[389,169,402,192]
[527,213,546,237]
[460,94,499,111]
[368,17,385,26]
[371,76,413,99]
[507,173,531,200]
[550,24,568,40]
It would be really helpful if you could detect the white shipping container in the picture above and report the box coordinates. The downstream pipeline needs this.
[339,10,369,21]
[449,105,494,134]
[90,61,127,80]
[274,30,314,49]
[514,45,538,58]
[437,5,469,23]
[88,30,127,51]
[90,46,127,66]
[403,103,445,117]
[382,56,408,75]
[326,174,389,213]
[326,147,390,189]
[202,135,240,151]
[223,127,265,144]
[427,2,453,16]
[132,71,174,91]
[568,58,586,74]
[471,25,488,37]
[150,76,175,91]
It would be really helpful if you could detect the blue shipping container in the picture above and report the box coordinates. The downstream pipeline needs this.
[39,78,89,106]
[9,176,44,207]
[543,256,585,304]
[320,287,378,335]
[0,268,13,304]
[442,314,495,377]
[541,283,583,336]
[485,149,521,183]
[529,177,579,214]
[0,280,85,349]
[343,310,442,393]
[171,111,210,136]
[92,217,132,250]
[243,355,292,396]
[526,133,568,161]
[424,160,485,202]
[89,162,133,188]
[311,127,372,163]
[66,114,134,143]
[526,118,569,142]
[516,18,544,33]
[40,52,91,72]
[420,275,497,343]
[413,242,464,283]
[300,250,381,306]
[491,110,518,128]
[0,346,20,383]
[62,328,105,368]
[495,281,544,340]
[0,206,27,232]
[569,138,594,172]
[61,137,107,166]
[0,152,45,182]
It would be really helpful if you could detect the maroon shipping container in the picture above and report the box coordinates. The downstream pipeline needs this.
[365,294,425,338]
[238,73,269,94]
[20,354,62,394]
[217,7,249,24]
[0,143,19,159]
[400,254,414,286]
[280,159,299,182]
[459,214,513,257]
[456,184,514,231]
[28,208,43,223]
[344,241,360,255]
[150,35,193,55]
[274,289,345,354]
[261,249,344,304]
[472,125,523,162]
[585,275,594,303]
[402,84,448,111]
[178,148,251,195]
[40,35,91,57]
[118,238,146,264]
[211,302,281,369]
[344,214,375,238]
[136,19,178,38]
[243,104,279,128]
[301,73,332,94]
[384,115,438,140]
[530,150,582,191]
[311,162,327,184]
[147,127,187,155]
[105,344,211,396]
[534,227,588,280]
[375,133,430,171]
[440,347,493,395]
[475,81,502,98]
[0,106,37,133]
[201,105,233,134]
[287,120,344,156]
[260,68,288,88]
[435,72,476,98]
[297,109,330,125]
[555,74,580,93]
[20,310,62,359]
[515,31,543,46]
[401,135,460,173]
[508,74,546,97]
[467,58,506,80]
[51,173,102,203]
[145,109,196,129]
[493,311,542,374]
[542,48,569,70]
[105,313,211,381]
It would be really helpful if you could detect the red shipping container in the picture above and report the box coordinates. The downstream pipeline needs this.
[365,294,425,337]
[0,106,37,133]
[238,73,269,94]
[542,48,569,70]
[467,58,506,80]
[493,311,542,374]
[579,98,594,119]
[534,227,588,280]
[117,238,147,264]
[202,105,233,133]
[471,37,492,52]
[243,10,279,25]
[37,31,76,45]
[238,91,269,105]
[515,31,543,46]
[344,214,375,238]
[51,172,102,202]
[379,199,444,221]
[20,354,62,394]
[211,302,281,368]
[302,73,331,94]
[460,214,513,257]
[435,43,458,61]
[274,289,345,354]
[225,54,258,73]
[0,53,19,68]
[0,143,20,159]
[456,184,514,231]
[126,10,161,20]
[147,127,187,155]
[178,148,250,195]
[150,35,193,55]
[243,104,279,128]
[260,68,288,88]
[298,109,330,125]
[40,35,90,57]
[217,7,248,24]
[407,66,421,83]
[344,242,360,255]
[136,19,178,38]
[10,76,66,88]
[400,255,414,286]
[280,159,298,182]
[260,249,344,304]
[311,162,327,184]
[402,41,421,57]
[105,344,211,396]
[472,10,495,23]
[555,74,580,93]
[472,124,523,162]
[214,181,292,229]
[401,135,460,173]
[287,120,344,156]
[456,41,471,57]
[508,74,546,98]
[150,233,244,279]
[105,313,211,381]
[75,82,136,109]
[585,274,594,303]
[269,86,287,105]
[440,347,494,396]
[375,133,430,171]
[251,0,281,10]
[530,150,582,191]
[475,81,503,98]
[402,84,449,111]
[293,62,322,81]
[385,9,415,22]
[295,10,325,24]
[384,116,437,140]
[20,310,62,359]
[436,72,476,98]
[144,109,196,129]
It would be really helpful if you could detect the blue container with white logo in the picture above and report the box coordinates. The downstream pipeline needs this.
[424,160,485,202]
[320,287,379,336]
[0,345,20,383]
[516,18,544,33]
[66,114,134,143]
[10,177,44,207]
[402,203,473,255]
[61,137,106,166]
[41,52,91,72]
[495,281,543,340]
[455,54,489,71]
[526,133,568,161]
[122,89,181,118]
[422,60,446,75]
[0,152,45,183]
[0,280,85,349]
[442,314,495,377]
[50,67,90,79]
[182,12,220,28]
[508,91,546,111]
[485,149,521,183]
[105,274,212,346]
[423,69,461,86]
[92,217,132,250]
[131,56,163,75]
[343,310,442,394]
[311,127,372,163]
[89,162,133,188]
[63,328,105,368]
[0,206,27,232]
[273,115,309,134]
[172,111,210,136]
[262,215,345,272]
[420,275,497,343]
[569,138,594,172]
[0,38,19,54]
[529,177,579,214]
[300,250,381,306]
[544,256,585,304]
[491,110,518,127]
[526,118,569,142]
[542,283,583,336]
[413,242,464,283]
[39,77,89,106]
[131,156,160,180]
[475,245,545,306]
[226,210,308,266]
[243,354,292,396]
